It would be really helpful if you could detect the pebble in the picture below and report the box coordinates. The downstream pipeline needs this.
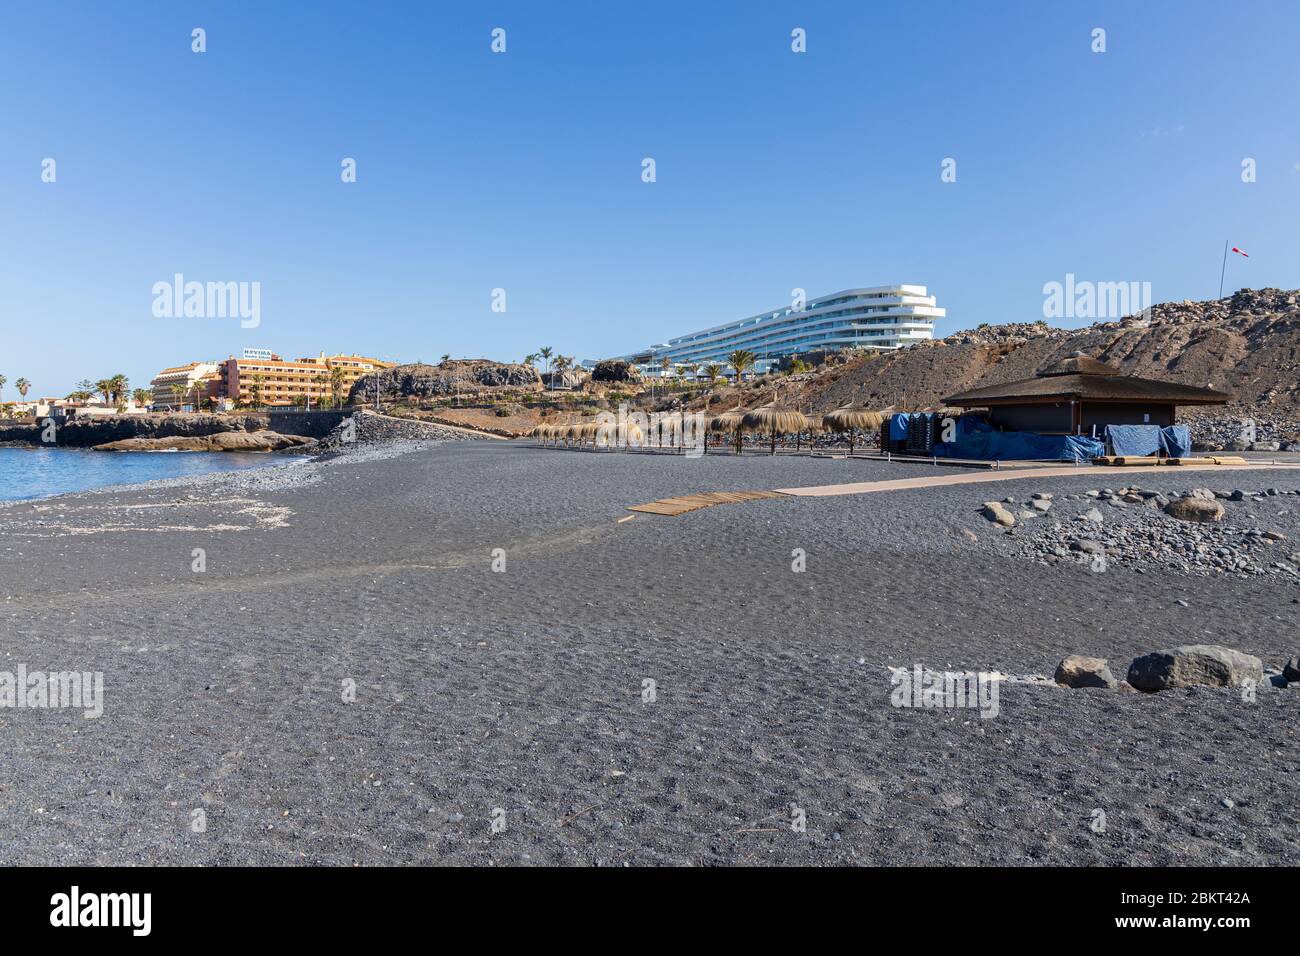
[1004,486,1300,578]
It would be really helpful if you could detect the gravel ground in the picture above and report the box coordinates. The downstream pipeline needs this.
[0,441,1296,866]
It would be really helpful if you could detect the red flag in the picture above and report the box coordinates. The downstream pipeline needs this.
[1231,246,1249,257]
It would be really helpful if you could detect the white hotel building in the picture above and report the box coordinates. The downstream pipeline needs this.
[609,285,944,377]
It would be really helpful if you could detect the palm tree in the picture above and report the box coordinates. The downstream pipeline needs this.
[0,374,6,401]
[169,382,186,408]
[132,388,152,408]
[15,378,30,400]
[329,365,347,407]
[524,352,539,367]
[109,374,128,405]
[94,379,114,405]
[189,377,207,411]
[547,355,565,387]
[728,350,755,392]
[248,374,265,408]
[311,373,326,409]
[538,346,554,385]
[658,356,674,399]
[703,363,722,388]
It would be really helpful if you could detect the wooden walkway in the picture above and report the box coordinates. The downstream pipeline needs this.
[627,490,788,516]
[624,461,1300,516]
[776,461,1300,498]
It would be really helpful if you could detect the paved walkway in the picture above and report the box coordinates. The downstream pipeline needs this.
[776,461,1300,498]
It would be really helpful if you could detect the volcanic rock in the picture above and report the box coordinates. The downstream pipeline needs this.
[1054,655,1118,689]
[1126,644,1264,692]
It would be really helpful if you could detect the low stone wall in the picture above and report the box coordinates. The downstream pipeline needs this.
[267,409,355,438]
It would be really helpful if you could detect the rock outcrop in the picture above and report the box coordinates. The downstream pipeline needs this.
[348,361,541,404]
[589,359,642,384]
[94,430,314,452]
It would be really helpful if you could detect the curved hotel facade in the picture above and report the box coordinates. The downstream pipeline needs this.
[611,285,944,376]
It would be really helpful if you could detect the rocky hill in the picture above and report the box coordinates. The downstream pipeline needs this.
[349,360,541,404]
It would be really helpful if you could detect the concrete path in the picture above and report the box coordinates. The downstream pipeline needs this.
[775,461,1300,498]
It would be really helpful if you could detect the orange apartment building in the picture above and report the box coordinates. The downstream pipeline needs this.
[217,352,396,407]
[150,361,221,410]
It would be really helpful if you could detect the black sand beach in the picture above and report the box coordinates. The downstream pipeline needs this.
[1,441,1297,865]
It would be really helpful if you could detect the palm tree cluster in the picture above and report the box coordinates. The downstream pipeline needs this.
[47,373,132,407]
[526,347,577,387]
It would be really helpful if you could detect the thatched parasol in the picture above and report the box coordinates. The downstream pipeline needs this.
[800,413,827,453]
[823,406,885,455]
[708,408,747,455]
[741,404,809,455]
[657,414,682,448]
[614,421,643,449]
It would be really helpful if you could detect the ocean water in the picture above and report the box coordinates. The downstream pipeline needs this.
[0,447,302,502]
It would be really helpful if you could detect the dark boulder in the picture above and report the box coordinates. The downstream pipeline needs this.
[590,360,642,384]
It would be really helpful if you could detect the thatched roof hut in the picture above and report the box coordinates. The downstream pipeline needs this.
[943,353,1230,433]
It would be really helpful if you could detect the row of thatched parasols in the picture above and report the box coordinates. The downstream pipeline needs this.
[707,404,886,455]
[531,404,889,455]
[531,421,645,447]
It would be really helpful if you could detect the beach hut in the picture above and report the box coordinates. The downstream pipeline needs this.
[741,404,809,455]
[943,354,1231,433]
[823,406,884,455]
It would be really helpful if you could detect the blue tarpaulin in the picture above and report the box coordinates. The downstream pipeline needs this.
[1159,425,1192,458]
[1106,424,1162,457]
[932,415,1104,462]
[889,413,911,440]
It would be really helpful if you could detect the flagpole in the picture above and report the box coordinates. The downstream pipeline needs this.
[1218,239,1228,299]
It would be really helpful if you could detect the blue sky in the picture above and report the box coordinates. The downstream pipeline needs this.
[2,0,1298,399]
